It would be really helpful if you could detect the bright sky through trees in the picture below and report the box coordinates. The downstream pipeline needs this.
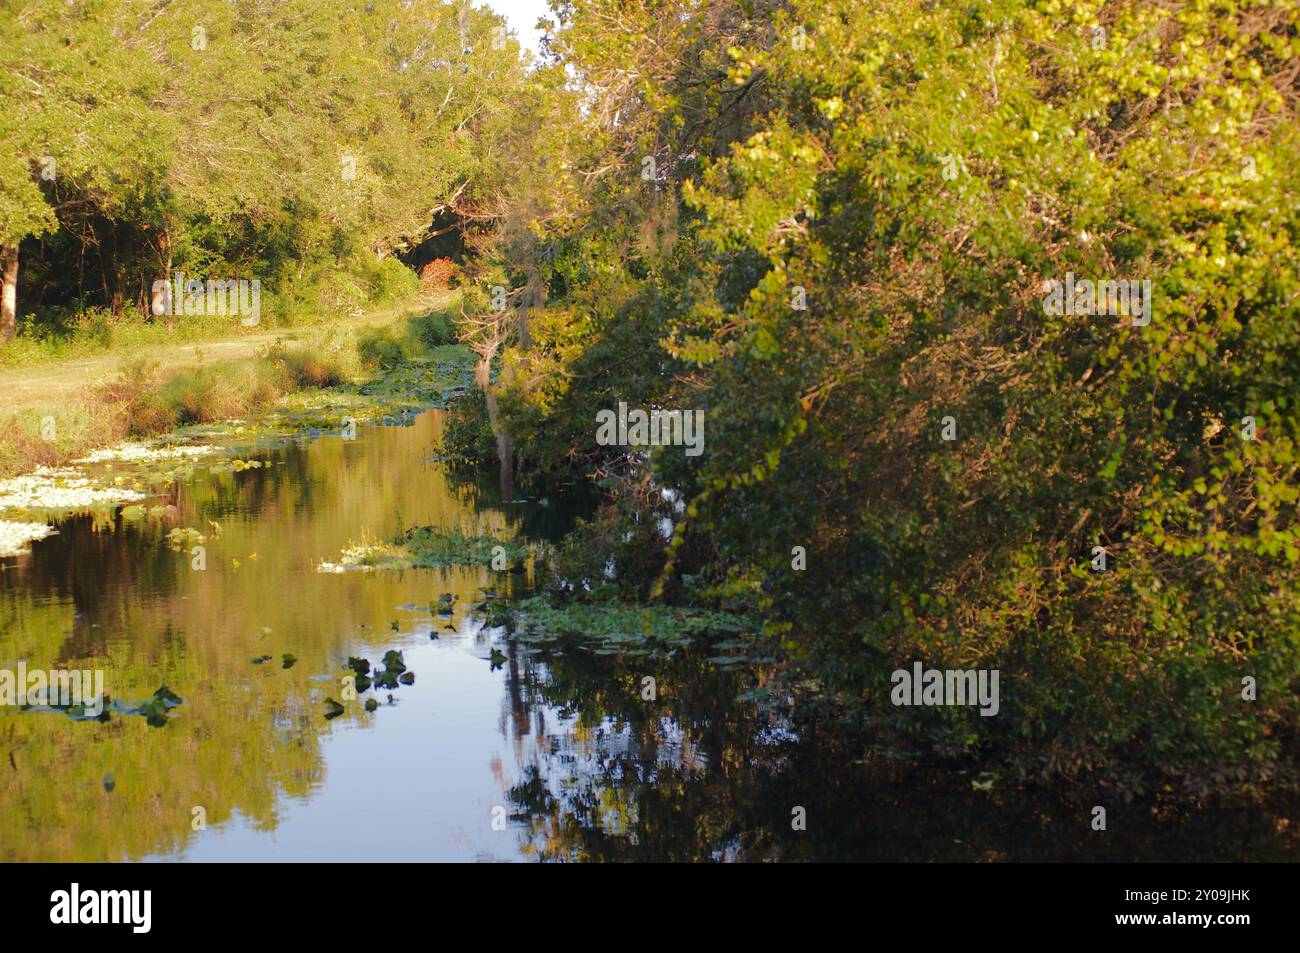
[484,0,550,54]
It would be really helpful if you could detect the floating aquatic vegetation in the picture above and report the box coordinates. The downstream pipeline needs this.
[0,467,147,514]
[0,519,57,557]
[374,649,407,689]
[318,527,531,573]
[281,654,297,669]
[510,597,755,661]
[330,650,415,714]
[132,686,184,727]
[74,442,215,465]
[316,538,407,573]
[196,347,476,456]
[4,349,473,551]
[164,527,206,551]
[472,597,513,629]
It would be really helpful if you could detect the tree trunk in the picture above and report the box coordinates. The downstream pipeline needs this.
[517,263,545,350]
[164,234,173,332]
[1,244,18,342]
[475,346,514,503]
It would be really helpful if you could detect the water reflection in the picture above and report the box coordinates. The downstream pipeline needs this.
[0,411,1293,861]
[500,645,1297,861]
[0,411,536,861]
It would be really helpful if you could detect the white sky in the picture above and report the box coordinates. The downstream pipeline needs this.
[482,0,552,55]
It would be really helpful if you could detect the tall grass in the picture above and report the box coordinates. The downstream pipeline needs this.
[0,293,465,479]
[356,309,457,370]
[1,333,359,478]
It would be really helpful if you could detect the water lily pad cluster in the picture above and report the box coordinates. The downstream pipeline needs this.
[470,593,512,629]
[208,348,476,455]
[74,442,215,467]
[164,527,205,551]
[398,527,530,569]
[510,598,757,660]
[40,685,185,727]
[134,685,185,727]
[0,519,56,557]
[5,445,217,527]
[0,467,146,516]
[325,650,414,719]
[321,527,532,572]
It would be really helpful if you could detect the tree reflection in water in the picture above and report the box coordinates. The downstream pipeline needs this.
[499,641,1298,862]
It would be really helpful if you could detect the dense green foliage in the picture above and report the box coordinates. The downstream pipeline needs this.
[0,0,532,334]
[473,0,1300,800]
[4,0,1296,805]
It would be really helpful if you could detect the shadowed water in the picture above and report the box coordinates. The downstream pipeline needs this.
[0,411,1292,861]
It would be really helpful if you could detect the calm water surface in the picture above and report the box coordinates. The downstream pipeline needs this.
[1,410,1292,861]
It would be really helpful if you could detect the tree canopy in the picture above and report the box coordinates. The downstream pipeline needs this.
[477,0,1300,798]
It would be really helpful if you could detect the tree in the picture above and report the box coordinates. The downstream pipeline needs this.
[0,0,534,337]
[479,0,1300,797]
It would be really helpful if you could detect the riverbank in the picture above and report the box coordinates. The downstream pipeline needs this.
[0,294,458,482]
[1,333,1294,862]
[0,295,475,556]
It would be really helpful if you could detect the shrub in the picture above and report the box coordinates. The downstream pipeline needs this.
[410,309,456,348]
[96,359,176,436]
[357,328,409,370]
[276,342,350,388]
[367,256,420,305]
[419,258,455,292]
[438,386,496,468]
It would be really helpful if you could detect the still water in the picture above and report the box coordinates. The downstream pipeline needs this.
[0,410,1292,861]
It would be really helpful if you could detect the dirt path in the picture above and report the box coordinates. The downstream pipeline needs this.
[0,301,442,407]
[0,333,285,405]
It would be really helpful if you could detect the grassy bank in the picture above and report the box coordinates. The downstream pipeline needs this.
[1,255,428,372]
[0,295,462,480]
